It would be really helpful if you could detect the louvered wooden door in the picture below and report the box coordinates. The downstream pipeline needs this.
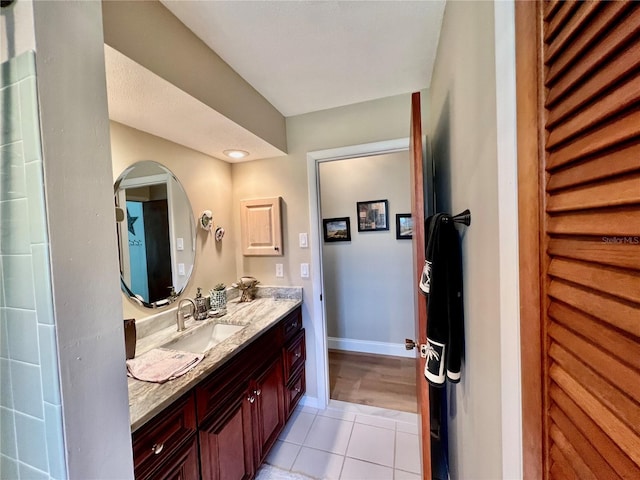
[517,1,640,479]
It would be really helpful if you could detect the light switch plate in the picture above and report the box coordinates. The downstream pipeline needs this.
[300,263,309,278]
[178,263,185,276]
[177,237,184,251]
[276,263,284,278]
[299,233,308,248]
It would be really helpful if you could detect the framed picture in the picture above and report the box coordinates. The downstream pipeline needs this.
[396,213,413,239]
[323,217,351,242]
[357,199,389,232]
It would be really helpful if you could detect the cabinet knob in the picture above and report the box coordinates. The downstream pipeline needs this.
[294,386,301,393]
[291,321,298,329]
[151,443,164,455]
[248,395,255,404]
[295,351,301,358]
[274,246,280,251]
[255,389,262,396]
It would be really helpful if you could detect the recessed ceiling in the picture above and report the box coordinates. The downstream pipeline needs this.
[161,0,445,117]
[104,44,286,163]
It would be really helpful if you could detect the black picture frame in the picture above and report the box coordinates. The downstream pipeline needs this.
[357,199,389,232]
[396,213,413,239]
[323,217,351,242]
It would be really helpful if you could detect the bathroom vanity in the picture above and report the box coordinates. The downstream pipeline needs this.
[128,298,305,480]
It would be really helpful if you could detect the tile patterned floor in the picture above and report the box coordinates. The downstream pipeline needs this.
[265,400,421,479]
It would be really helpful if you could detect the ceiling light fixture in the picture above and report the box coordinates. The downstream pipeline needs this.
[223,149,249,159]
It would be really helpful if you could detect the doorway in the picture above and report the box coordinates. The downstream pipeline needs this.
[306,138,418,413]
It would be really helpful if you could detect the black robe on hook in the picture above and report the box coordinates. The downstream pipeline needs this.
[422,213,464,386]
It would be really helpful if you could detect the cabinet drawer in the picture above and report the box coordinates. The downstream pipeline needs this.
[132,393,197,480]
[283,329,305,383]
[285,368,306,418]
[281,308,302,341]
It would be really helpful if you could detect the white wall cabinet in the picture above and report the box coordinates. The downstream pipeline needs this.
[240,197,283,256]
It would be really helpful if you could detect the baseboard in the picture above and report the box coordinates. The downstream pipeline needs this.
[327,337,415,358]
[298,395,321,410]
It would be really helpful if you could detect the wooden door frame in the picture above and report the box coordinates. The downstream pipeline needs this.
[515,1,545,478]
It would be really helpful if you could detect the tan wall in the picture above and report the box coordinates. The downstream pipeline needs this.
[102,0,287,153]
[428,1,505,478]
[110,121,237,320]
[232,92,422,402]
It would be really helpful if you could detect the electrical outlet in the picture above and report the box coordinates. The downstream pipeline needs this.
[177,237,184,251]
[300,263,309,278]
[299,233,308,248]
[275,263,284,278]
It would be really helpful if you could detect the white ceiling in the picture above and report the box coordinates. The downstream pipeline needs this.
[105,1,445,162]
[161,0,446,117]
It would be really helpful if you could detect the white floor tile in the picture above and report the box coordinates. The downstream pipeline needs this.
[394,469,421,480]
[265,440,302,470]
[395,421,419,435]
[280,411,316,445]
[394,432,420,474]
[346,423,395,467]
[340,458,393,480]
[317,407,356,422]
[303,415,354,455]
[354,414,396,431]
[296,405,319,416]
[291,446,345,479]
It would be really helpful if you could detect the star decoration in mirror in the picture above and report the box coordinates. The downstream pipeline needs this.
[127,208,139,235]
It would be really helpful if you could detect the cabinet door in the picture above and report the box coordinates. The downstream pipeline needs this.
[199,390,254,480]
[253,356,285,463]
[240,197,283,256]
[149,436,199,480]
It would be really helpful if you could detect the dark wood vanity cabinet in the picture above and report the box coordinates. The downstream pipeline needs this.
[132,393,199,480]
[132,306,304,480]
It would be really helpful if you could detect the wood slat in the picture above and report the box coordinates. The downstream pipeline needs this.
[544,0,564,22]
[550,445,578,480]
[549,365,640,466]
[547,40,640,129]
[548,236,640,270]
[548,280,640,337]
[548,257,640,303]
[545,1,581,43]
[547,74,640,148]
[548,339,640,431]
[551,386,640,479]
[547,109,640,169]
[547,208,640,236]
[545,6,640,102]
[545,1,631,90]
[549,301,640,371]
[550,424,598,480]
[545,1,602,65]
[547,142,640,191]
[547,173,640,212]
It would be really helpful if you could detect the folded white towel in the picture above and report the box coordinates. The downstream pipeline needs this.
[126,348,204,384]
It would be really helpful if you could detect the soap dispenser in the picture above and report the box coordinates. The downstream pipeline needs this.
[194,288,208,321]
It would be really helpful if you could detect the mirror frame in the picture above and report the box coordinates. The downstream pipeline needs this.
[114,161,196,308]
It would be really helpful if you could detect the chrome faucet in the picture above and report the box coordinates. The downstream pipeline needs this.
[176,298,196,332]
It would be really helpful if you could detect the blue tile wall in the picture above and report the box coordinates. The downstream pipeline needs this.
[0,51,66,479]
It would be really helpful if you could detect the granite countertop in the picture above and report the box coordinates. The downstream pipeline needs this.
[128,287,302,433]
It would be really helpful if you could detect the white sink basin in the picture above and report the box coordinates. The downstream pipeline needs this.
[162,323,245,354]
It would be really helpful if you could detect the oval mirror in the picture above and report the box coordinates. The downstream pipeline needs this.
[114,161,195,308]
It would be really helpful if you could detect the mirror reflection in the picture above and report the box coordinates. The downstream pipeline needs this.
[114,161,195,308]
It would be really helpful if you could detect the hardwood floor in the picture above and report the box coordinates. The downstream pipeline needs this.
[328,350,418,413]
